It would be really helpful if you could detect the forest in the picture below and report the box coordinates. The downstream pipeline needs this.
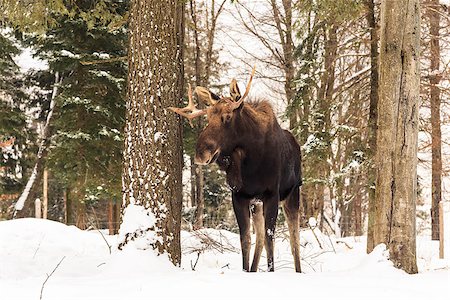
[0,0,449,299]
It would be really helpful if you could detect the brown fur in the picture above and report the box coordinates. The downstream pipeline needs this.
[192,85,302,273]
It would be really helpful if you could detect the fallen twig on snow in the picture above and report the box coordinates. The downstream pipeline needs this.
[336,240,353,249]
[40,256,65,300]
[191,252,201,271]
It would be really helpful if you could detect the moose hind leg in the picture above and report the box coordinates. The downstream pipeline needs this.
[282,188,302,273]
[264,199,279,272]
[250,201,264,272]
[232,195,251,271]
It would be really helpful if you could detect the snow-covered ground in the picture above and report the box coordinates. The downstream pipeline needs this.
[0,218,448,300]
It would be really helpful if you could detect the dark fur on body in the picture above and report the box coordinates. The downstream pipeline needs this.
[196,99,302,272]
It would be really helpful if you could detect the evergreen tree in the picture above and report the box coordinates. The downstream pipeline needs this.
[0,31,36,205]
[22,2,128,226]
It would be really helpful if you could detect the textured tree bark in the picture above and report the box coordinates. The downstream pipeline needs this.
[373,0,419,274]
[366,0,379,253]
[428,0,442,241]
[121,0,184,265]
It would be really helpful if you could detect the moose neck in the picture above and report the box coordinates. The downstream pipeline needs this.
[233,102,275,155]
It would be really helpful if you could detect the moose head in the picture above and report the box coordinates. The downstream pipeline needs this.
[169,67,255,166]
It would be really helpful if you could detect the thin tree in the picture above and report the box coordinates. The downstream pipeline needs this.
[372,0,420,273]
[427,0,442,241]
[120,0,184,265]
[366,0,379,253]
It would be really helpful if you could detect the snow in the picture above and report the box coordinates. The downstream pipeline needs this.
[308,217,317,228]
[13,47,48,72]
[13,164,37,211]
[118,204,161,250]
[60,50,80,59]
[0,218,448,300]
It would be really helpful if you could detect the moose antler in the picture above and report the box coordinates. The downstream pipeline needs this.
[168,83,207,127]
[230,66,256,110]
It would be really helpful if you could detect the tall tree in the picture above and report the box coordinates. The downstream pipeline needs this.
[427,0,442,241]
[120,0,184,265]
[0,31,34,204]
[372,0,419,274]
[366,0,379,253]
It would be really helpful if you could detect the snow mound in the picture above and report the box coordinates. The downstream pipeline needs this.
[0,218,112,280]
[353,243,397,273]
[0,219,448,300]
[118,204,161,250]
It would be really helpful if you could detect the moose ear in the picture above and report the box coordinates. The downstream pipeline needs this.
[230,79,241,101]
[195,87,218,106]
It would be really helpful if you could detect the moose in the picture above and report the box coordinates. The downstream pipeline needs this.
[169,68,302,272]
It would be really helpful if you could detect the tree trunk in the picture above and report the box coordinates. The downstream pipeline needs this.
[193,164,204,230]
[121,0,184,265]
[76,199,87,230]
[366,0,379,253]
[190,156,196,207]
[428,0,442,241]
[42,168,48,219]
[108,201,114,235]
[113,200,120,234]
[354,175,363,236]
[373,0,420,274]
[314,23,337,226]
[64,188,74,225]
[35,198,41,219]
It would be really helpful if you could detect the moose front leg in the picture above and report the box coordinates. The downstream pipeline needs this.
[263,196,279,272]
[232,194,251,271]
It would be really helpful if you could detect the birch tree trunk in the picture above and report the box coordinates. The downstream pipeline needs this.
[373,0,420,274]
[428,0,442,241]
[121,0,184,265]
[13,72,60,217]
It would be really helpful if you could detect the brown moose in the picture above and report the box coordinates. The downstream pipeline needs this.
[169,68,302,272]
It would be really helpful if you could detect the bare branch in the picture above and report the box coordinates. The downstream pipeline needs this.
[40,256,66,300]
